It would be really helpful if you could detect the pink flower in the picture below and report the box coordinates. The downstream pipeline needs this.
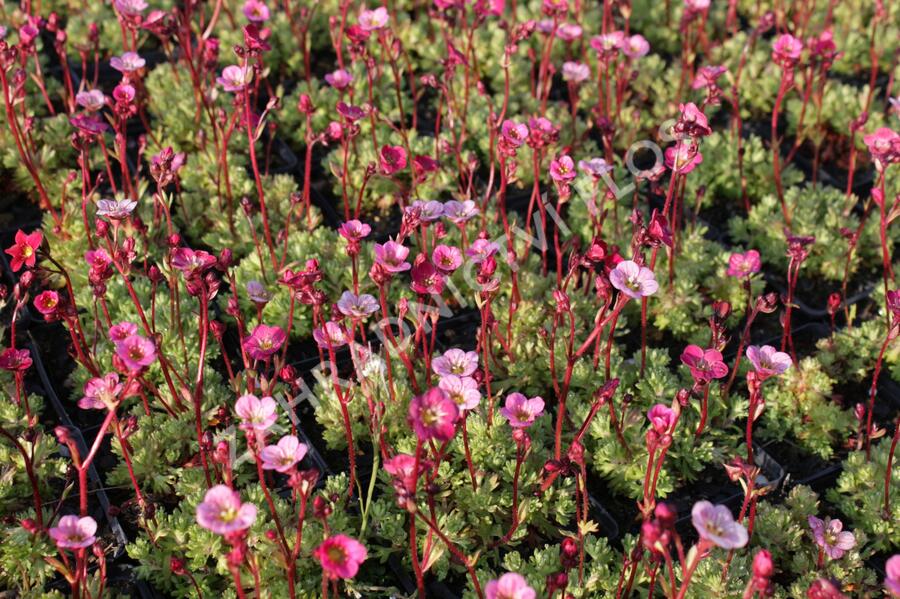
[243,0,270,22]
[243,324,286,360]
[313,321,349,348]
[235,394,278,431]
[358,6,389,31]
[809,516,856,560]
[374,240,411,272]
[745,345,792,379]
[260,435,308,472]
[76,89,106,111]
[96,198,137,220]
[727,250,761,278]
[114,0,147,17]
[691,501,748,549]
[408,387,458,442]
[466,238,500,263]
[108,322,138,342]
[110,52,145,73]
[863,127,900,165]
[79,373,123,410]
[684,0,710,12]
[432,245,463,273]
[115,335,157,371]
[408,200,445,222]
[196,485,257,535]
[5,229,42,271]
[885,554,900,597]
[680,346,728,382]
[432,348,479,377]
[609,260,659,299]
[379,145,408,175]
[217,65,253,92]
[500,393,545,428]
[313,534,368,579]
[410,258,445,295]
[485,572,536,599]
[336,101,367,122]
[384,453,425,494]
[325,68,353,90]
[500,120,529,149]
[338,219,372,241]
[337,291,379,319]
[550,155,577,182]
[556,23,582,41]
[579,157,613,179]
[622,34,650,59]
[443,200,478,224]
[692,65,729,89]
[49,515,97,549]
[33,290,60,317]
[0,348,32,372]
[665,141,703,173]
[561,61,590,83]
[438,375,481,411]
[590,31,625,56]
[677,102,712,138]
[647,404,676,434]
[772,34,803,68]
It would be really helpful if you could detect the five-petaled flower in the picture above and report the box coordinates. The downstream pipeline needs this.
[485,572,536,599]
[313,534,368,579]
[680,345,729,382]
[500,392,545,428]
[235,394,278,431]
[260,435,308,472]
[408,387,459,442]
[609,260,659,299]
[49,515,97,550]
[809,516,856,560]
[691,500,748,549]
[243,324,287,360]
[196,485,257,535]
[727,250,762,278]
[5,230,42,271]
[745,345,792,379]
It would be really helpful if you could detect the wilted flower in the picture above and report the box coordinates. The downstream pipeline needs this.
[677,102,712,138]
[745,345,791,379]
[260,435,308,472]
[438,375,481,411]
[609,260,659,299]
[217,65,253,92]
[665,140,703,173]
[485,572,536,599]
[336,101,366,122]
[466,238,500,263]
[196,485,257,535]
[313,534,368,579]
[337,291,379,319]
[243,324,286,359]
[313,321,349,348]
[110,51,146,73]
[809,516,856,560]
[374,240,411,272]
[562,61,590,83]
[579,157,613,179]
[243,0,270,22]
[432,348,479,377]
[692,65,729,89]
[691,501,748,549]
[727,250,762,278]
[49,515,97,549]
[408,387,458,442]
[115,334,157,371]
[500,393,545,428]
[235,394,278,431]
[78,373,123,410]
[680,346,728,382]
[5,229,42,271]
[325,68,353,90]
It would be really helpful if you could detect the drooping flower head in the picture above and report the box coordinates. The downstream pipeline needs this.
[500,393,545,428]
[243,324,286,360]
[691,501,748,549]
[408,387,459,442]
[809,516,856,560]
[432,348,479,377]
[115,334,157,371]
[5,229,42,271]
[727,250,762,278]
[647,403,676,435]
[485,572,536,599]
[680,345,728,382]
[196,485,257,535]
[692,65,729,90]
[260,435,308,472]
[49,515,97,549]
[438,375,481,411]
[79,373,123,410]
[235,394,278,431]
[313,534,368,579]
[676,102,712,138]
[609,260,659,299]
[745,345,792,379]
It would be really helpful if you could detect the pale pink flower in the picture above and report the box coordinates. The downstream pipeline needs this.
[76,89,106,111]
[110,52,145,73]
[500,393,545,428]
[562,61,590,83]
[442,200,478,224]
[589,31,625,55]
[692,65,728,89]
[79,373,123,410]
[556,23,582,41]
[432,244,463,272]
[260,435,308,472]
[885,554,900,597]
[622,34,650,59]
[691,501,748,549]
[313,534,368,579]
[432,348,479,377]
[485,572,536,599]
[746,345,792,379]
[196,485,257,535]
[408,199,445,222]
[114,0,147,17]
[466,239,500,263]
[609,260,659,299]
[217,65,253,92]
[313,321,350,348]
[325,69,353,90]
[96,198,137,220]
[727,250,762,278]
[49,515,97,549]
[235,394,278,431]
[809,516,856,560]
[438,375,481,411]
[374,240,411,272]
[408,387,458,442]
[359,7,389,31]
[337,291,379,319]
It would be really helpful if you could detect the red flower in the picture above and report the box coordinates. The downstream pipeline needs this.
[5,230,42,272]
[0,347,32,372]
[680,345,728,382]
[379,145,408,175]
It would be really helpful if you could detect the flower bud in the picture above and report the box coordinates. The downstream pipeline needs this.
[753,549,774,579]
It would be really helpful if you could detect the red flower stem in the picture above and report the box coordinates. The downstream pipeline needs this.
[461,415,478,491]
[326,342,356,498]
[242,76,278,273]
[415,510,483,598]
[865,331,892,460]
[771,72,793,228]
[0,427,43,528]
[112,416,146,509]
[884,414,900,515]
[694,384,711,440]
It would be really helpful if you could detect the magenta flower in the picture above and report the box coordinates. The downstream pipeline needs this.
[590,31,625,57]
[110,51,146,73]
[5,229,42,272]
[562,61,590,83]
[678,102,712,138]
[610,260,659,299]
[313,321,350,348]
[408,387,458,442]
[243,324,286,360]
[745,345,792,379]
[242,0,270,22]
[379,145,408,175]
[78,373,123,410]
[647,404,676,435]
[96,198,137,220]
[885,555,900,597]
[466,239,500,263]
[691,501,748,549]
[772,34,803,68]
[485,572,536,599]
[0,348,32,372]
[76,89,106,111]
[325,68,353,90]
[410,258,445,295]
[33,290,60,317]
[108,322,138,342]
[438,375,481,411]
[622,34,650,59]
[500,393,545,428]
[196,485,257,535]
[680,346,728,382]
[336,101,367,122]
[727,250,762,278]
[337,291,379,319]
[443,200,478,224]
[49,515,97,550]
[217,65,253,92]
[432,244,463,273]
[85,248,113,270]
[115,335,157,371]
[665,141,703,173]
[235,394,278,431]
[384,453,425,493]
[863,127,900,165]
[313,534,368,579]
[112,83,135,105]
[432,348,479,377]
[338,219,372,241]
[374,240,411,272]
[500,120,529,149]
[692,65,728,89]
[809,516,856,560]
[260,435,308,472]
[549,155,577,182]
[69,114,109,135]
[358,6,389,31]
